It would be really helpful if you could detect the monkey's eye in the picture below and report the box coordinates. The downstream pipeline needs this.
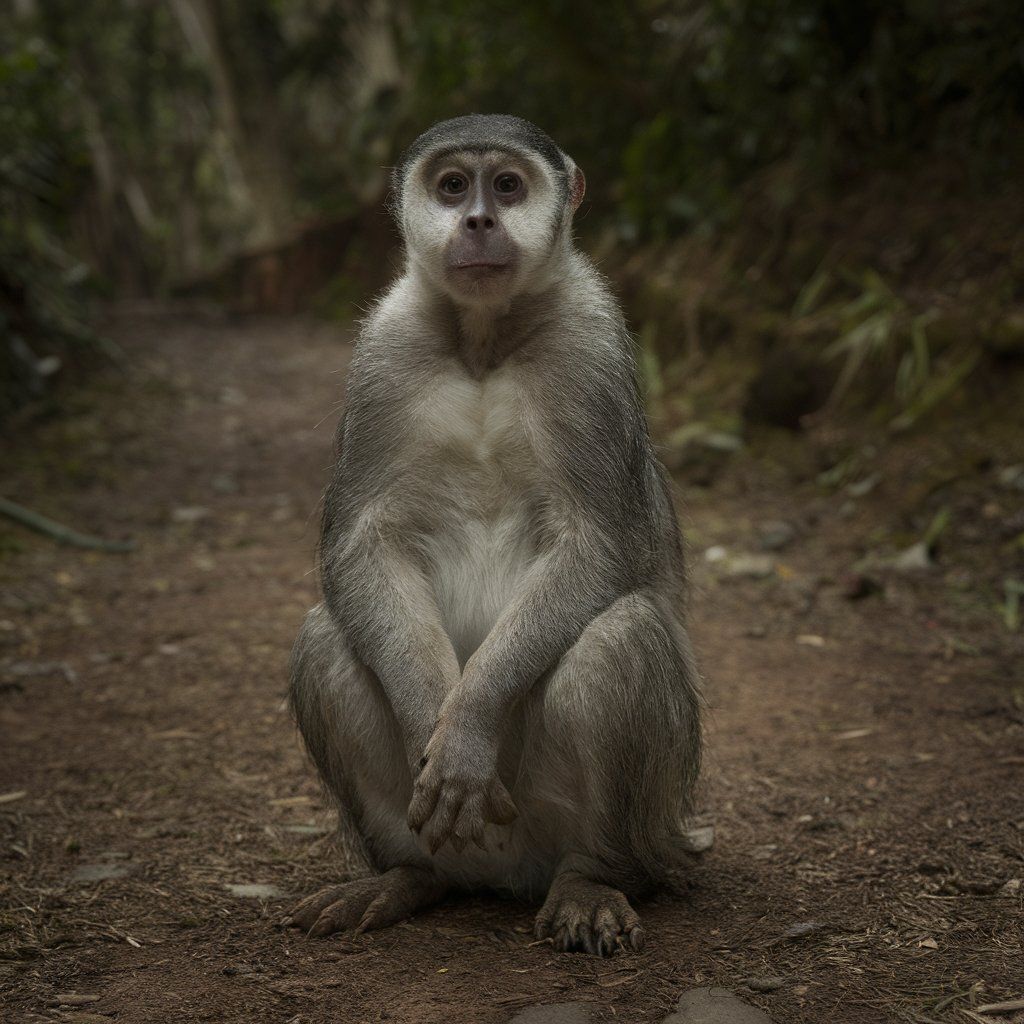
[439,174,468,196]
[494,173,522,195]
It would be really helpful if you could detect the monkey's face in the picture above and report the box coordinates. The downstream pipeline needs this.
[401,147,570,305]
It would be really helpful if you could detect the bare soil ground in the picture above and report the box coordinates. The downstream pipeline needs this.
[1,309,1022,1024]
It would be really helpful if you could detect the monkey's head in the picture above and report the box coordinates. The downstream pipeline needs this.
[392,114,586,306]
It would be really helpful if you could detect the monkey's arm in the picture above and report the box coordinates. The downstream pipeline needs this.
[320,382,461,771]
[321,500,460,769]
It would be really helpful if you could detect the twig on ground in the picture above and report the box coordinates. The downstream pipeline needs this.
[976,999,1024,1015]
[0,497,135,553]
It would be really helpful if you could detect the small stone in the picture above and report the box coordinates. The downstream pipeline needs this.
[782,921,822,940]
[509,1003,591,1024]
[892,541,932,571]
[71,863,131,883]
[847,474,879,498]
[998,878,1021,897]
[757,521,796,551]
[211,474,239,494]
[680,825,715,853]
[998,465,1024,492]
[171,506,210,524]
[662,425,743,486]
[722,554,775,580]
[665,987,771,1023]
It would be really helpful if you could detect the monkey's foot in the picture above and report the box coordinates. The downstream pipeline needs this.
[534,872,645,956]
[282,865,446,938]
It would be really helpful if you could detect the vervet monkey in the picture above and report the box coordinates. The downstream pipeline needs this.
[285,115,701,956]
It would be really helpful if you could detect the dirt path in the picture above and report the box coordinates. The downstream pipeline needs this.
[1,310,1022,1024]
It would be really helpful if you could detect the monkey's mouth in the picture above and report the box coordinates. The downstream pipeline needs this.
[451,262,512,272]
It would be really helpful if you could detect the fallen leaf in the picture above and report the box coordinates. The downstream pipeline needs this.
[227,883,287,899]
[835,728,874,740]
[796,635,825,647]
[149,728,202,740]
[745,976,785,992]
[50,995,100,1007]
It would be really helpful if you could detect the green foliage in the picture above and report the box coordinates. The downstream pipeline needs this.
[0,27,97,414]
[397,0,1024,241]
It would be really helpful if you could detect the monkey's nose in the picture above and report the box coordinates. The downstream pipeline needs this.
[464,214,494,231]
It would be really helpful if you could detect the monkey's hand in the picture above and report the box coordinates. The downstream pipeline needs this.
[407,712,518,855]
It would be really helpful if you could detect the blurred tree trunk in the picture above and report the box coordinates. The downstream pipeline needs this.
[71,50,154,294]
[344,0,406,203]
[170,0,295,247]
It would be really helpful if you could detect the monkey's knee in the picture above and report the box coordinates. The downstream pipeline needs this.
[543,591,695,732]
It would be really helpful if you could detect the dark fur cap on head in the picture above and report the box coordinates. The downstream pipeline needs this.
[392,114,571,205]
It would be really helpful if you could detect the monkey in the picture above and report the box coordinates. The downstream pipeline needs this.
[284,114,702,956]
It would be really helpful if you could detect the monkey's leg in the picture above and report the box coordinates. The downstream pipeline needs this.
[528,589,701,955]
[285,604,447,937]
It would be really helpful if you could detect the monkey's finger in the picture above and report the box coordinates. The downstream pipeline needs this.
[355,888,399,934]
[553,920,582,953]
[427,788,463,854]
[483,779,518,825]
[592,905,621,957]
[452,793,487,852]
[308,893,372,938]
[407,775,441,832]
[467,809,487,851]
[283,883,350,931]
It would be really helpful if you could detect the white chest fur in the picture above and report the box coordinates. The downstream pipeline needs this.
[412,367,541,664]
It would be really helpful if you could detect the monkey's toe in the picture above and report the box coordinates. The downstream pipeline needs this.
[534,874,644,957]
[285,867,446,939]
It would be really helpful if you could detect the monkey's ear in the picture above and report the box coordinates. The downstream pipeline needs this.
[566,158,586,211]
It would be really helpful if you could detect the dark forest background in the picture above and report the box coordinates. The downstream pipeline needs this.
[3,0,1023,436]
